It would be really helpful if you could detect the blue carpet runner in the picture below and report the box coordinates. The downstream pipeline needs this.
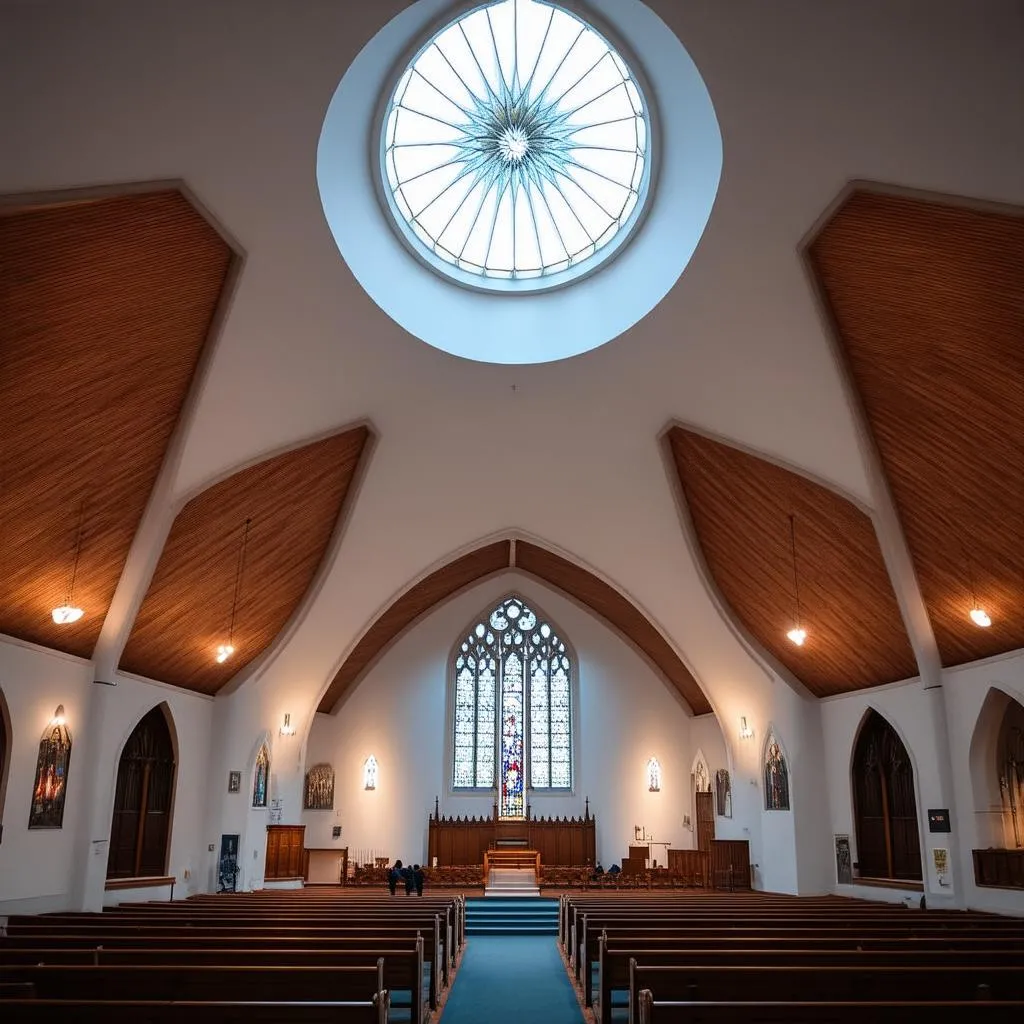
[439,935,583,1024]
[465,896,558,935]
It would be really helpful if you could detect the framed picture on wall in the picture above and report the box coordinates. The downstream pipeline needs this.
[228,770,241,793]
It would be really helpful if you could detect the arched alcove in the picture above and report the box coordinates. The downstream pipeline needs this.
[0,686,11,835]
[969,687,1024,852]
[107,703,177,878]
[851,709,922,881]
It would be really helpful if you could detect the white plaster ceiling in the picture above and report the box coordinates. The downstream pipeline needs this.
[1,0,1021,719]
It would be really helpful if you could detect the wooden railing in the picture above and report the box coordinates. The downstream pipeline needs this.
[483,848,541,886]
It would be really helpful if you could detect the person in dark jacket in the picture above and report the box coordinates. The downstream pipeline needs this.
[413,864,425,896]
[402,863,415,895]
[388,859,403,896]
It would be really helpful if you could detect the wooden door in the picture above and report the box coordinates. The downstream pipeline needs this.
[696,791,715,853]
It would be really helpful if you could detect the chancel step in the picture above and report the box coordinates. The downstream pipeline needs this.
[465,897,559,935]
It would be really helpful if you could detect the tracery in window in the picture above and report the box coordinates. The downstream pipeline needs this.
[763,730,790,811]
[252,743,270,808]
[453,596,571,816]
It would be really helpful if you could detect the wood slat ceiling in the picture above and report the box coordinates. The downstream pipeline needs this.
[319,538,711,716]
[808,190,1024,668]
[0,190,233,658]
[317,540,513,713]
[667,427,918,698]
[514,541,712,715]
[120,427,369,695]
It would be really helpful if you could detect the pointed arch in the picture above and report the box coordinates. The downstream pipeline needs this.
[450,592,574,818]
[107,703,177,878]
[763,727,790,811]
[969,687,1024,851]
[691,748,710,792]
[851,708,922,881]
[0,686,11,835]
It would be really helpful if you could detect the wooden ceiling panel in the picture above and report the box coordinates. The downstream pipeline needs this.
[319,538,711,716]
[120,427,369,694]
[668,427,917,698]
[317,540,512,713]
[0,189,233,657]
[515,541,712,715]
[808,190,1024,667]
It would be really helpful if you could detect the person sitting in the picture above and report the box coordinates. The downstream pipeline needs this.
[413,863,425,896]
[591,862,604,881]
[608,863,621,875]
[388,859,403,896]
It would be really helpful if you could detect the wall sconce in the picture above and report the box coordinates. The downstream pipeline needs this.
[363,755,378,790]
[739,716,754,740]
[51,704,67,727]
[646,756,661,792]
[279,713,295,737]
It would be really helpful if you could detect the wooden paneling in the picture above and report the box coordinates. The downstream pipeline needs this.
[0,190,233,657]
[120,427,368,694]
[667,849,710,887]
[709,838,751,890]
[515,541,712,715]
[973,849,1024,891]
[668,428,917,698]
[427,805,595,867]
[808,189,1024,668]
[317,540,511,713]
[320,538,711,715]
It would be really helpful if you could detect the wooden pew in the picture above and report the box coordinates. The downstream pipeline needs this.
[596,941,1024,1024]
[0,996,389,1023]
[629,962,1024,1024]
[637,993,1024,1024]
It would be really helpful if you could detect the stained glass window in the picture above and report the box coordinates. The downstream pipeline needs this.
[763,731,790,811]
[28,705,72,829]
[647,756,661,792]
[381,0,651,291]
[453,596,572,816]
[252,743,270,808]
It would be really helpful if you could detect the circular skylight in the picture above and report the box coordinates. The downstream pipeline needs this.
[381,0,652,292]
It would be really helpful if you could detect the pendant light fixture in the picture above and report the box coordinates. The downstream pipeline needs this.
[216,517,252,663]
[786,513,807,646]
[52,502,86,625]
[962,541,992,628]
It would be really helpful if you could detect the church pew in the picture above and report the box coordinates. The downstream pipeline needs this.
[578,925,1024,1005]
[0,997,389,1023]
[629,962,1024,1024]
[0,963,385,1003]
[1,930,444,1011]
[636,994,1024,1024]
[0,943,427,1024]
[596,941,1024,1024]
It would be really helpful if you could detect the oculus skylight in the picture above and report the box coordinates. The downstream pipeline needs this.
[381,0,651,292]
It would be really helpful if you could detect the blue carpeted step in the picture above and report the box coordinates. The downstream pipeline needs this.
[465,897,559,935]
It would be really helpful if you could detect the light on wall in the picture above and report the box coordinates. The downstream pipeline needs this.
[647,756,661,792]
[785,513,807,646]
[739,716,754,740]
[52,502,86,625]
[363,755,378,790]
[279,713,296,737]
[214,517,252,663]
[50,704,67,727]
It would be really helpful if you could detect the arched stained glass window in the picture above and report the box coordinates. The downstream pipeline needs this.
[453,596,572,816]
[381,0,651,291]
[252,743,270,808]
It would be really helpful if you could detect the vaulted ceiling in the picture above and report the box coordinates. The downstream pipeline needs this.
[319,538,710,715]
[808,189,1024,668]
[121,426,369,695]
[667,426,917,698]
[0,189,234,657]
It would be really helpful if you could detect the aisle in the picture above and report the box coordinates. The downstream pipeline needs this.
[438,935,584,1024]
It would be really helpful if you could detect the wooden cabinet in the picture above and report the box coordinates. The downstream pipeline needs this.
[265,824,305,880]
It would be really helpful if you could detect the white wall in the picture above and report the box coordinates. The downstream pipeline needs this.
[0,634,214,913]
[303,572,699,869]
[0,637,93,913]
